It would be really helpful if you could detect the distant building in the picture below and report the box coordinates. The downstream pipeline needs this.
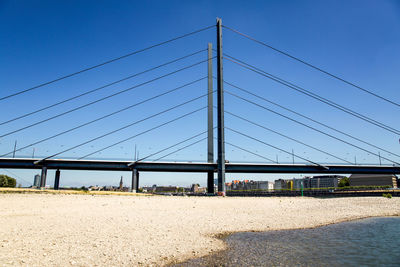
[272,176,344,190]
[274,179,289,190]
[302,177,311,188]
[349,174,398,188]
[119,176,123,190]
[195,187,207,194]
[33,174,40,188]
[302,175,344,188]
[257,181,274,190]
[191,184,199,193]
[101,185,129,192]
[292,178,304,189]
[213,178,218,192]
[88,186,103,191]
[142,185,156,193]
[226,180,274,191]
[225,182,232,191]
[103,186,115,191]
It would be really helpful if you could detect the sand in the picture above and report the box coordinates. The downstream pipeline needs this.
[1,193,399,266]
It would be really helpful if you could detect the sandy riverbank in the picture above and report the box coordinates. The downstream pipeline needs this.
[1,193,399,266]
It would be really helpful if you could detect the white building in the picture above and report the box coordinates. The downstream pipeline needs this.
[33,174,40,187]
[257,181,274,190]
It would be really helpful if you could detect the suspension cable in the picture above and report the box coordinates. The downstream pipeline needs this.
[224,80,400,159]
[225,110,353,164]
[224,140,276,163]
[0,49,207,126]
[1,25,213,101]
[134,129,212,163]
[226,127,325,167]
[225,90,400,165]
[79,106,207,160]
[223,24,400,108]
[224,55,400,135]
[153,137,207,162]
[0,77,206,157]
[34,92,208,161]
[1,58,212,138]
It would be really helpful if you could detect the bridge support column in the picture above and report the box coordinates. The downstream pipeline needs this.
[207,42,214,194]
[40,166,47,188]
[54,169,60,190]
[216,18,226,194]
[131,169,139,193]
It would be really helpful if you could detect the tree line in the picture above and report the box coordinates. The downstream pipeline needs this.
[0,175,16,188]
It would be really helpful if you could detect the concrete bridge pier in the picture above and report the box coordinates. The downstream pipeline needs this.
[54,169,60,190]
[207,172,214,194]
[40,166,47,188]
[131,169,139,193]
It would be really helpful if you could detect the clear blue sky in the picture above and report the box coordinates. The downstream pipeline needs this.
[1,0,399,187]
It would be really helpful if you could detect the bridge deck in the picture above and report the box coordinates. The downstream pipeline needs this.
[0,158,399,174]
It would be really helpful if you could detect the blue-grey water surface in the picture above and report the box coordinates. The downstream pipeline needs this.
[175,217,400,266]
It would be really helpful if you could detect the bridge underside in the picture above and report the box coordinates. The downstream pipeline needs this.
[1,158,399,174]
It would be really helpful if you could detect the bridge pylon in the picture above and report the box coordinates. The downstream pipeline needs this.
[216,18,226,194]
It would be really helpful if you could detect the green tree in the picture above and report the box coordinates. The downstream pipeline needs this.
[338,177,350,187]
[80,186,88,192]
[0,175,17,188]
[177,187,185,193]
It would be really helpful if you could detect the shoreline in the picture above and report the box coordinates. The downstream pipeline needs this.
[174,216,400,266]
[1,193,400,266]
[169,214,400,266]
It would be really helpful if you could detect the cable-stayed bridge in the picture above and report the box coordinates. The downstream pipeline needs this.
[1,18,399,193]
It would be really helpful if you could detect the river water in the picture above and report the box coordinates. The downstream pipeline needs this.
[175,217,400,266]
